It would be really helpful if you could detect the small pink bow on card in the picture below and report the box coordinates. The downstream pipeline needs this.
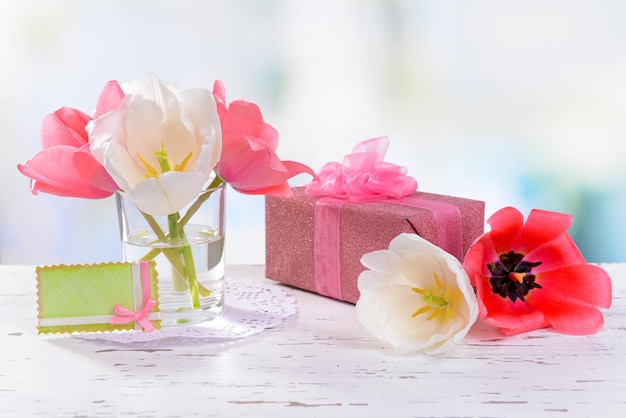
[305,137,417,202]
[110,299,157,332]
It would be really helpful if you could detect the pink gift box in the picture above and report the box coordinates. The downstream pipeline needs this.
[265,187,485,304]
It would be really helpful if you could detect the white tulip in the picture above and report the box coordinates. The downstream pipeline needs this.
[356,233,478,355]
[88,73,221,216]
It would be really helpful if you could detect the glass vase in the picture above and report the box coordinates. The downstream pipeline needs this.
[116,184,226,326]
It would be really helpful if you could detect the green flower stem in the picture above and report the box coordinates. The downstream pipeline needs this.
[140,247,161,262]
[167,212,201,309]
[179,229,201,308]
[166,212,188,292]
[140,246,212,297]
[137,211,186,290]
[178,176,224,229]
[138,210,211,302]
[141,211,167,240]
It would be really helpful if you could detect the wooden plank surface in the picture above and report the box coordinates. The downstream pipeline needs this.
[1,263,624,417]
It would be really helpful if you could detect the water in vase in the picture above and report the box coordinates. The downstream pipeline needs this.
[122,224,225,326]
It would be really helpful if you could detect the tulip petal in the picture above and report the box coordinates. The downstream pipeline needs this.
[40,108,91,148]
[529,290,606,334]
[176,87,222,170]
[125,96,196,171]
[127,170,207,216]
[525,233,587,274]
[88,97,130,164]
[532,264,612,308]
[282,160,317,180]
[486,206,524,255]
[18,146,115,198]
[238,183,293,196]
[212,80,226,105]
[95,80,125,118]
[218,133,288,190]
[492,313,549,336]
[224,101,278,150]
[513,209,574,254]
[360,249,403,277]
[462,239,494,286]
[72,145,119,194]
[235,160,314,196]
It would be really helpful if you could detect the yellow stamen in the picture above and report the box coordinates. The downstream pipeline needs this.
[426,309,440,321]
[174,151,193,172]
[137,153,158,178]
[412,305,431,318]
[137,143,194,178]
[411,272,455,321]
[508,272,525,284]
[433,272,444,289]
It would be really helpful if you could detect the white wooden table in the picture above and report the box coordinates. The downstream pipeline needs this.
[1,264,625,417]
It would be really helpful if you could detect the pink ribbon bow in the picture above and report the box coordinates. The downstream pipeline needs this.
[110,299,157,332]
[305,137,417,202]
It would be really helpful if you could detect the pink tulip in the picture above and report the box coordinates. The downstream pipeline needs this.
[212,80,315,196]
[18,81,124,199]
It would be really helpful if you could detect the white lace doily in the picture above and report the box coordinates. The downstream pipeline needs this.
[75,277,297,348]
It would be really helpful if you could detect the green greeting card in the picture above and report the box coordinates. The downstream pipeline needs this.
[36,261,161,334]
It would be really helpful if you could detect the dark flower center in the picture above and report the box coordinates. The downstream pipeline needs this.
[487,251,542,303]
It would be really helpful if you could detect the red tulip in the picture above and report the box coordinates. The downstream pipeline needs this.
[212,80,315,196]
[18,81,124,199]
[463,206,612,335]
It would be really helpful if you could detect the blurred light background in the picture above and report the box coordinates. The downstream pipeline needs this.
[1,0,625,265]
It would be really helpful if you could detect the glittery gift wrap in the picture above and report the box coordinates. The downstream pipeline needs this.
[265,187,485,304]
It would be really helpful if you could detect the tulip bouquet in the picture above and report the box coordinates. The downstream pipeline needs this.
[19,73,314,317]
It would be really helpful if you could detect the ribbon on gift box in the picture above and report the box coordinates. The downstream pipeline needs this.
[305,136,418,203]
[306,136,462,300]
[313,196,463,300]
